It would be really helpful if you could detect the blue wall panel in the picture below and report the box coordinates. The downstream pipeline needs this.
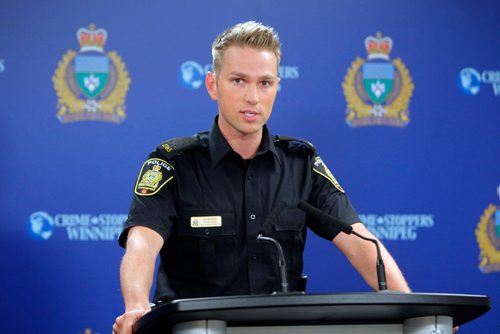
[0,1,498,333]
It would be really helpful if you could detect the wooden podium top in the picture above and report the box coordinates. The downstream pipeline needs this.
[134,292,491,334]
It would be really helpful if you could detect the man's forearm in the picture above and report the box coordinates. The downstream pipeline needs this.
[378,241,411,292]
[333,222,410,292]
[120,248,156,311]
[120,226,163,311]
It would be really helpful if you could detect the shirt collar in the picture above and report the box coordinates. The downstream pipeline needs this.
[208,117,282,167]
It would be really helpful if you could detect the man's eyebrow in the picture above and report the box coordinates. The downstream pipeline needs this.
[228,71,248,77]
[228,72,278,80]
[260,74,279,80]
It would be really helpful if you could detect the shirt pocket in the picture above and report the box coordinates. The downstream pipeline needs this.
[173,210,239,277]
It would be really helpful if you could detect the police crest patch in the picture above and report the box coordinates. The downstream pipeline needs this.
[475,185,500,273]
[313,156,344,193]
[135,159,174,196]
[53,24,131,123]
[342,32,414,128]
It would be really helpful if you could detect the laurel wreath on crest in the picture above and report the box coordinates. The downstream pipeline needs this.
[53,50,81,115]
[475,204,500,268]
[342,57,414,123]
[53,50,130,118]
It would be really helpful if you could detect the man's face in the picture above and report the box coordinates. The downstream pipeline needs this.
[206,46,280,139]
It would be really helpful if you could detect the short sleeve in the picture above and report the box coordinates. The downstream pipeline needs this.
[306,154,360,240]
[118,151,177,248]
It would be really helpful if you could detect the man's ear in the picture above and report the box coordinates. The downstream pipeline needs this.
[205,71,218,101]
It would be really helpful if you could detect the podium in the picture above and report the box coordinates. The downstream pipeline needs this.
[134,293,490,334]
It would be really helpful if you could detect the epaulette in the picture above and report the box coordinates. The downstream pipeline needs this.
[273,135,316,155]
[157,132,207,159]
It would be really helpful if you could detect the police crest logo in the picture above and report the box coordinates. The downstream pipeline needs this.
[475,185,500,273]
[135,159,174,196]
[53,24,131,123]
[342,32,414,127]
[139,165,163,190]
[312,156,344,193]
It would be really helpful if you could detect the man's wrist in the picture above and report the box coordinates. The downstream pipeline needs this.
[125,303,151,313]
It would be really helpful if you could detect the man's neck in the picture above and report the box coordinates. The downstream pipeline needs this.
[230,135,262,160]
[219,126,263,160]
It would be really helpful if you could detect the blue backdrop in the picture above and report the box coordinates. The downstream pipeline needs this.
[1,1,499,333]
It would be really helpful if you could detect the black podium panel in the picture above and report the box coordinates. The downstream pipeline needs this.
[134,292,490,334]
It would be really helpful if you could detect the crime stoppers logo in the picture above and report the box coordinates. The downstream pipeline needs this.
[458,67,500,97]
[178,61,206,90]
[475,186,500,273]
[343,32,414,127]
[27,212,55,240]
[53,24,131,123]
[458,68,481,96]
[27,211,126,241]
[360,214,434,241]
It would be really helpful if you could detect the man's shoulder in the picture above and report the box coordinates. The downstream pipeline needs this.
[272,135,316,155]
[155,131,209,159]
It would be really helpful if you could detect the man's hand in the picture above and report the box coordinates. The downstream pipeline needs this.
[112,308,148,334]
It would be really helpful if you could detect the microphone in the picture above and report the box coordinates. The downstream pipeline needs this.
[298,200,388,291]
[257,202,289,293]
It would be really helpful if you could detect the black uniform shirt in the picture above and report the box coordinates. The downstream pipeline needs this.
[119,119,360,301]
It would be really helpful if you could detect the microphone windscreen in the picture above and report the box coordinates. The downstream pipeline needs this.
[298,200,353,234]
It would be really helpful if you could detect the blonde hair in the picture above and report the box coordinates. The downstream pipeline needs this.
[211,21,281,74]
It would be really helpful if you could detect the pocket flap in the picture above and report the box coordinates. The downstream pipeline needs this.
[273,208,306,231]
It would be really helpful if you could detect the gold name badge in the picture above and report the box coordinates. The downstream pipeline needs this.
[190,216,222,228]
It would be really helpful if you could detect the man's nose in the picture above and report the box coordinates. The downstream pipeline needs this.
[245,85,259,104]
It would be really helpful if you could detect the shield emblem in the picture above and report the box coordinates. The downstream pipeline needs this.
[74,55,109,99]
[362,62,394,104]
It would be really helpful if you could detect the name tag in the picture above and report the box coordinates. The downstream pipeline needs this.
[190,216,222,228]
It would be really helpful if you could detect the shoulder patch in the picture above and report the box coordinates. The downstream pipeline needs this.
[159,135,203,158]
[274,135,316,154]
[135,158,174,196]
[313,156,345,193]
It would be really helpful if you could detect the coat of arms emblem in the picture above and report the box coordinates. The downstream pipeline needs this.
[342,32,414,127]
[53,24,131,123]
[476,186,500,273]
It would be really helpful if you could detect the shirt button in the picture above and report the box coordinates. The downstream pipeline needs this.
[204,229,210,235]
[250,214,256,220]
[247,176,253,180]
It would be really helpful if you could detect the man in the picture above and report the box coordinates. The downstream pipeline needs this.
[113,21,410,334]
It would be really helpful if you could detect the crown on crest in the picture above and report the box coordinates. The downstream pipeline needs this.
[77,24,107,52]
[365,32,393,60]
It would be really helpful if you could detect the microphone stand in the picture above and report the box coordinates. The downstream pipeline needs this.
[257,233,289,294]
[350,230,388,291]
[297,200,388,291]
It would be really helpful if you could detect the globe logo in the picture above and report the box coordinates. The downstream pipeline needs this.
[178,61,204,90]
[27,211,55,240]
[458,67,481,96]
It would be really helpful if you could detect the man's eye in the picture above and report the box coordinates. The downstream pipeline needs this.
[261,81,273,87]
[233,78,243,84]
